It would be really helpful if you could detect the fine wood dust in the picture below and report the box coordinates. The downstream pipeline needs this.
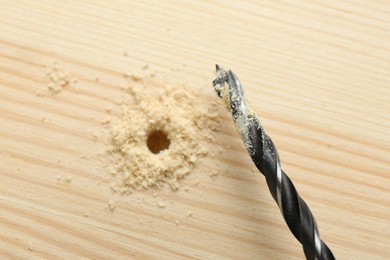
[106,74,221,194]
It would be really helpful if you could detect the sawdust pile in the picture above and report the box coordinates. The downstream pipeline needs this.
[107,75,221,194]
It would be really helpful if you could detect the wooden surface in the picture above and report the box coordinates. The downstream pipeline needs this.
[1,1,389,259]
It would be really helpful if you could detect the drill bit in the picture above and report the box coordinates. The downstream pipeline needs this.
[212,65,335,260]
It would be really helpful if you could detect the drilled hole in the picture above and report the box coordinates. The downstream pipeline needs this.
[147,130,170,154]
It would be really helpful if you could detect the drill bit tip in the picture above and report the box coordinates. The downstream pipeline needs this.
[213,65,230,97]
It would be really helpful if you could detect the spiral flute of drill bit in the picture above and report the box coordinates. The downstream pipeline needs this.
[212,65,335,260]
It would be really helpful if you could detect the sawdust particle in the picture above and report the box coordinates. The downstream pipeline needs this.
[79,154,90,160]
[92,132,98,140]
[45,63,73,93]
[107,200,116,211]
[106,106,113,113]
[64,175,73,183]
[157,202,166,208]
[35,91,44,97]
[101,118,111,125]
[130,74,142,81]
[210,170,218,179]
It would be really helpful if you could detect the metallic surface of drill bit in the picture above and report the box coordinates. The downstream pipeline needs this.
[212,65,335,260]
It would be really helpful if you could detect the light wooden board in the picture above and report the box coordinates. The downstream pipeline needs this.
[1,1,389,259]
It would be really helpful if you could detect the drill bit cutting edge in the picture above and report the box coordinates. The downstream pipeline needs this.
[212,65,335,260]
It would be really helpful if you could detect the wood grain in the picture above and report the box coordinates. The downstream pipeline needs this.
[0,0,389,259]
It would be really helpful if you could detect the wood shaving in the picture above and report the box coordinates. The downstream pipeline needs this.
[106,73,221,194]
